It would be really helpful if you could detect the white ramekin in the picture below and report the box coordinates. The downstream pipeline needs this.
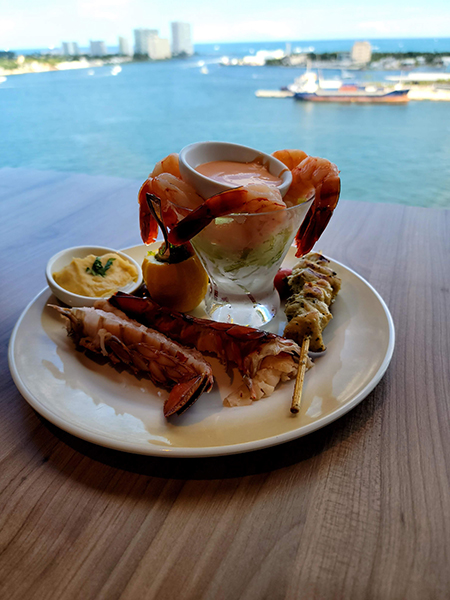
[46,245,143,307]
[179,141,292,199]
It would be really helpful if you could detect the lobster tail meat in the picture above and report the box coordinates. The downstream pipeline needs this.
[104,293,311,406]
[51,304,214,417]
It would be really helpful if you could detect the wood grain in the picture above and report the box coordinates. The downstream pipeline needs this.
[1,167,449,600]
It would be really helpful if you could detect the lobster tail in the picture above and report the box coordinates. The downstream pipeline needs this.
[51,304,214,418]
[164,374,212,417]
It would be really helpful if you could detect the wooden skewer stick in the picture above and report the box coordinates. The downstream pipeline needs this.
[291,336,311,415]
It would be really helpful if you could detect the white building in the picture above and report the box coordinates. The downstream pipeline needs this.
[62,42,80,56]
[148,37,171,60]
[351,41,372,64]
[134,29,171,60]
[90,41,107,57]
[171,22,193,56]
[118,36,132,56]
[134,29,158,55]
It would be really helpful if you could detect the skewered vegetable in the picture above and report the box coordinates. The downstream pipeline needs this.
[284,252,341,352]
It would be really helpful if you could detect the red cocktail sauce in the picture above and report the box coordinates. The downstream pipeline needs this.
[195,159,282,187]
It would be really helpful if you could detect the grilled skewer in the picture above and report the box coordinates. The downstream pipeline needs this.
[283,252,342,414]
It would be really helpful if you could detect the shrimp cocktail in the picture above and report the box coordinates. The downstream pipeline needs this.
[139,142,340,328]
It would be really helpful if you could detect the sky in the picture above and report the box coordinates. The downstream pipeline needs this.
[1,0,450,50]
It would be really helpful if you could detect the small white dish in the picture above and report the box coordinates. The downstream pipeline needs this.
[45,245,143,307]
[179,141,293,199]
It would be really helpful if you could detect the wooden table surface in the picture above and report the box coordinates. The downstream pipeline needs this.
[1,167,449,600]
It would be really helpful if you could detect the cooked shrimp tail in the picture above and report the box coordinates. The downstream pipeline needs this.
[167,184,285,245]
[167,188,248,245]
[294,164,341,256]
[139,179,159,244]
[272,149,308,172]
[150,153,181,178]
[272,151,341,257]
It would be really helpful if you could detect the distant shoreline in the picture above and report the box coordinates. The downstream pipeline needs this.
[2,49,449,79]
[10,37,450,55]
[0,54,192,77]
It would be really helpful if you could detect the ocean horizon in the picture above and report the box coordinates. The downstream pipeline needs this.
[14,37,450,56]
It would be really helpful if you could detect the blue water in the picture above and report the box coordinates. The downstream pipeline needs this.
[196,37,450,56]
[18,37,450,56]
[1,41,450,207]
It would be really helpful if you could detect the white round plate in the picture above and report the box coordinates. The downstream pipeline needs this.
[8,245,395,458]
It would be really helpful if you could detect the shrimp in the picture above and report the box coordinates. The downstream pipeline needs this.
[272,151,341,256]
[51,304,214,417]
[272,149,308,172]
[140,153,184,243]
[152,173,204,211]
[139,173,204,243]
[167,183,286,246]
[140,149,339,257]
[139,153,205,244]
[106,293,310,406]
[139,178,160,244]
[150,153,181,178]
[291,156,340,256]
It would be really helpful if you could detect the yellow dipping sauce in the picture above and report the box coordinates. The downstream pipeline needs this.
[53,253,138,297]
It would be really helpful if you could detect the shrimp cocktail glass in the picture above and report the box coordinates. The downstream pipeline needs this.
[139,142,339,328]
[168,142,312,328]
[189,199,313,327]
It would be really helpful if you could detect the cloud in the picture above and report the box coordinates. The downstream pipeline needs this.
[358,15,450,37]
[77,0,132,22]
[0,18,15,38]
[196,19,304,43]
[357,20,396,35]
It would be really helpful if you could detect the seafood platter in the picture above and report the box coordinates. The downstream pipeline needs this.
[8,142,395,457]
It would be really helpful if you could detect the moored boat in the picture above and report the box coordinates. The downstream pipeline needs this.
[289,72,410,103]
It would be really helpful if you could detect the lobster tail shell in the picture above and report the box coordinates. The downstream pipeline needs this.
[108,293,300,382]
[51,304,214,418]
[164,374,212,417]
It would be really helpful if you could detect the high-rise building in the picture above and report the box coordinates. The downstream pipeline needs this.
[90,41,108,57]
[118,36,132,56]
[148,37,171,60]
[351,41,372,64]
[133,29,171,59]
[134,29,158,55]
[171,22,193,56]
[62,42,80,56]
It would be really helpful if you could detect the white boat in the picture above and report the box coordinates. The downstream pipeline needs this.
[111,65,122,76]
[0,76,6,84]
[288,71,409,103]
